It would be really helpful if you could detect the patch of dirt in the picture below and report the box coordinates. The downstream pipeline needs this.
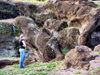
[3,65,13,69]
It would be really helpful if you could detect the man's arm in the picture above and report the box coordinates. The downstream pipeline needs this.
[22,40,26,48]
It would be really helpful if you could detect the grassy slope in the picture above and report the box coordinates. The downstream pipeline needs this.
[0,50,69,75]
[13,0,48,5]
[0,58,63,75]
[0,56,19,59]
[1,56,100,75]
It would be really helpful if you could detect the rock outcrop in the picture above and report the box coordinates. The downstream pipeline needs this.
[94,44,100,52]
[34,13,55,27]
[46,0,96,26]
[36,28,64,62]
[0,0,54,27]
[44,19,68,31]
[0,0,19,19]
[14,16,64,62]
[62,45,92,70]
[46,0,100,49]
[0,58,19,69]
[14,16,40,59]
[23,57,37,66]
[0,21,18,57]
[78,9,100,48]
[58,27,80,50]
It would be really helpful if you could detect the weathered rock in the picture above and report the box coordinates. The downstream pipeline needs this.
[36,28,64,62]
[23,57,37,66]
[94,44,100,52]
[48,0,88,3]
[15,2,43,16]
[15,2,55,27]
[87,51,100,75]
[58,27,80,50]
[0,0,54,27]
[0,58,19,69]
[35,13,55,27]
[46,0,100,49]
[0,0,45,20]
[62,45,92,70]
[46,0,96,22]
[0,21,18,57]
[44,19,68,31]
[14,16,64,62]
[89,56,100,70]
[15,1,56,26]
[0,0,19,19]
[14,16,40,59]
[46,0,97,35]
[78,9,100,48]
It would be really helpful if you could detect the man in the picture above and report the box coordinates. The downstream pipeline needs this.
[19,34,26,68]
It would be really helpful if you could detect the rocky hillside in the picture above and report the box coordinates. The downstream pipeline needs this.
[0,0,100,75]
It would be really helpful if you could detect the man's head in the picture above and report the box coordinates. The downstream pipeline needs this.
[20,34,24,39]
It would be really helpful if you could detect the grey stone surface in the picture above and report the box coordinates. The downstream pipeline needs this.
[0,21,18,57]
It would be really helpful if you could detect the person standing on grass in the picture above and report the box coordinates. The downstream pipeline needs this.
[19,34,26,68]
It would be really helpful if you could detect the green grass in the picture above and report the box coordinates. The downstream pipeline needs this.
[62,50,69,55]
[88,0,93,1]
[74,71,81,75]
[38,72,47,75]
[13,0,48,5]
[0,56,19,59]
[0,58,63,75]
[98,51,100,54]
[88,67,100,75]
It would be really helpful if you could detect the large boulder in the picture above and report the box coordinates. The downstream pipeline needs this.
[23,57,37,66]
[89,55,100,71]
[44,19,68,31]
[14,16,40,59]
[15,2,55,26]
[0,0,44,20]
[0,0,19,19]
[44,19,80,51]
[15,2,43,16]
[34,13,55,27]
[36,28,64,62]
[48,0,89,4]
[0,58,19,69]
[62,45,92,70]
[14,16,64,62]
[0,20,19,57]
[94,44,100,52]
[46,0,96,28]
[0,0,54,26]
[46,0,97,35]
[46,0,100,49]
[78,9,100,48]
[58,27,80,50]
